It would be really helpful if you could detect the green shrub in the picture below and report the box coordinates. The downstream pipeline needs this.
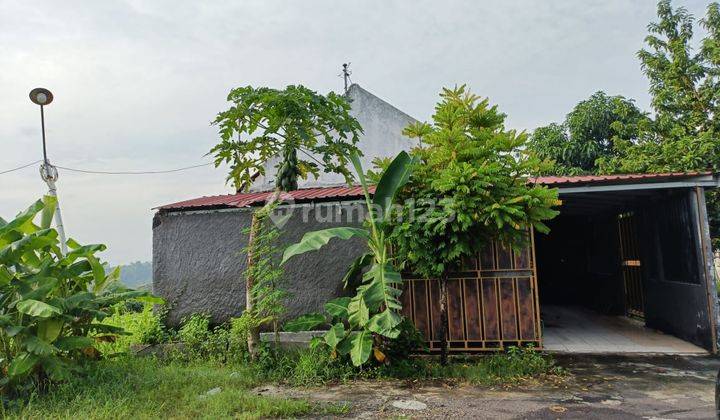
[169,314,251,363]
[95,303,167,355]
[428,346,561,384]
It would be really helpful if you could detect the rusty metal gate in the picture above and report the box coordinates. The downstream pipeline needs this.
[617,211,644,319]
[401,234,542,351]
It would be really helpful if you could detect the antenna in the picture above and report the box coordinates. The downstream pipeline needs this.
[341,63,352,94]
[29,87,68,255]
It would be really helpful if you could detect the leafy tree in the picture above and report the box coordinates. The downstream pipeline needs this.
[281,151,414,367]
[209,85,363,192]
[391,86,560,363]
[598,1,720,247]
[210,85,363,358]
[529,92,648,175]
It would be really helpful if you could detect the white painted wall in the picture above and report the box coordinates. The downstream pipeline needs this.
[251,84,419,191]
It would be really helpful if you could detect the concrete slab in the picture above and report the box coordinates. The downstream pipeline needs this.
[542,305,708,355]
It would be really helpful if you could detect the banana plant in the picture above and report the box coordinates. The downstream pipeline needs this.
[0,197,160,391]
[282,151,415,366]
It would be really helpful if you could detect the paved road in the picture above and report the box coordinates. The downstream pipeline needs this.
[264,354,720,419]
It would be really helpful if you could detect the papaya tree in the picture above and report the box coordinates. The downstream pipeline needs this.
[209,85,363,358]
[281,151,415,366]
[390,86,560,364]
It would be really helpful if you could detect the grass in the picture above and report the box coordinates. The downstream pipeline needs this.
[5,357,348,420]
[3,304,564,418]
[4,346,563,419]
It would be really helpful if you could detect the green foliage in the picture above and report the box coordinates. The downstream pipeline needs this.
[595,1,720,248]
[528,92,649,175]
[283,313,326,332]
[4,356,344,419]
[209,85,363,191]
[381,318,428,360]
[282,151,415,366]
[0,197,159,393]
[426,346,561,385]
[392,86,560,279]
[95,303,167,355]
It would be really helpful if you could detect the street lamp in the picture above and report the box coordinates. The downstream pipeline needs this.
[29,87,68,255]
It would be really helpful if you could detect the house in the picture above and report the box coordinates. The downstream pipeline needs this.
[153,84,416,325]
[153,85,720,355]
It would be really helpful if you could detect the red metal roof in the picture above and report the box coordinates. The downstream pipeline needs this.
[157,171,714,211]
[156,185,374,211]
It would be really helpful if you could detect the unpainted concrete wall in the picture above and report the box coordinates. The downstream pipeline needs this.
[153,202,367,326]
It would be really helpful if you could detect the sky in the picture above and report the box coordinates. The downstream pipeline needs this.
[0,0,713,265]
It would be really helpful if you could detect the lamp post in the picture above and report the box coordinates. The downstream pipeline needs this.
[29,88,68,255]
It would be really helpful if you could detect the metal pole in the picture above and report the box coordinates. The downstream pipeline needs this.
[34,96,68,255]
[40,105,48,165]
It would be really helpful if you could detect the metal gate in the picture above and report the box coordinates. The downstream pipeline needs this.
[401,234,542,351]
[617,212,644,318]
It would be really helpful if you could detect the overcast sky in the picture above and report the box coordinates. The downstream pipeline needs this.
[0,0,712,265]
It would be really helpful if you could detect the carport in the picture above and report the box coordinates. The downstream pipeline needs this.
[534,172,720,354]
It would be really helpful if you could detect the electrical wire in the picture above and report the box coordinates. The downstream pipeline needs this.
[53,162,213,175]
[0,160,42,175]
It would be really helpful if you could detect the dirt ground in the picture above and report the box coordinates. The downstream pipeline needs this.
[253,354,720,419]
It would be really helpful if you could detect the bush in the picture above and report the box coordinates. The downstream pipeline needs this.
[0,197,159,395]
[95,303,167,355]
[428,346,562,384]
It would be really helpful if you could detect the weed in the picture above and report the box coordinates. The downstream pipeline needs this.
[4,357,341,419]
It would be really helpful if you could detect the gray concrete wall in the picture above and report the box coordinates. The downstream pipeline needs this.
[153,201,367,326]
[251,84,419,191]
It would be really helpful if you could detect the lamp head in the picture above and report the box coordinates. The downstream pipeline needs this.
[29,88,53,106]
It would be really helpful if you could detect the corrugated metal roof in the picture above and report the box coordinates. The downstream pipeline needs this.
[156,185,373,211]
[156,171,714,211]
[531,171,712,186]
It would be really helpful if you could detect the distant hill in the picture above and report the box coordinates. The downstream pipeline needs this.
[109,261,152,289]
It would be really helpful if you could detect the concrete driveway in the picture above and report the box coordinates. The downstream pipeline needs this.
[258,354,720,419]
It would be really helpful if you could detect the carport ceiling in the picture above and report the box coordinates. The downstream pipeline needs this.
[548,172,719,216]
[557,189,679,216]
